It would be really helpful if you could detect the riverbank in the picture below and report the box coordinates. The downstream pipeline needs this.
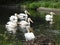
[37,7,60,14]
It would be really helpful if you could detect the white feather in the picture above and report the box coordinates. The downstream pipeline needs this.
[19,20,30,33]
[45,14,51,21]
[18,13,28,21]
[24,32,35,41]
[5,21,17,34]
[9,15,18,22]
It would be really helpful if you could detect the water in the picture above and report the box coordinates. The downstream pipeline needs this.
[0,4,60,45]
[0,4,21,24]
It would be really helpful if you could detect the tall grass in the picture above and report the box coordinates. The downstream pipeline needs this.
[24,1,60,9]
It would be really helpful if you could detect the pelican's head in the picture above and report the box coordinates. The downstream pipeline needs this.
[9,14,18,23]
[50,12,55,15]
[14,13,18,16]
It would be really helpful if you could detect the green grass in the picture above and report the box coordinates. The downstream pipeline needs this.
[20,1,60,10]
[53,15,60,30]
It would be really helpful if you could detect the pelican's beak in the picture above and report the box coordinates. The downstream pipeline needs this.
[15,13,19,18]
[50,12,55,15]
[15,13,17,16]
[27,12,30,15]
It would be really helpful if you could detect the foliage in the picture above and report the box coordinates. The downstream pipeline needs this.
[22,1,60,10]
[53,15,60,30]
[27,2,41,10]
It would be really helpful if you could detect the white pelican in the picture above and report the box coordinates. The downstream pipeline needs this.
[18,19,30,33]
[18,10,31,22]
[18,13,28,21]
[45,14,51,22]
[49,12,55,24]
[5,21,17,34]
[24,32,35,41]
[5,13,18,34]
[9,13,18,22]
[24,25,35,45]
[18,17,33,33]
[45,12,55,24]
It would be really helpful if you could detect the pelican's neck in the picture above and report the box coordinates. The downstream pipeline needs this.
[25,13,27,15]
[27,18,30,23]
[26,26,30,33]
[51,14,53,16]
[51,14,53,17]
[24,10,27,14]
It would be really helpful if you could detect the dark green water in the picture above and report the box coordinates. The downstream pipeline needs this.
[0,4,60,45]
[0,4,21,24]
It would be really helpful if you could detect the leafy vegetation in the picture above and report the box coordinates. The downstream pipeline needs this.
[21,1,60,10]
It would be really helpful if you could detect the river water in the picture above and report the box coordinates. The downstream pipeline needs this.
[0,4,21,24]
[0,4,60,45]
